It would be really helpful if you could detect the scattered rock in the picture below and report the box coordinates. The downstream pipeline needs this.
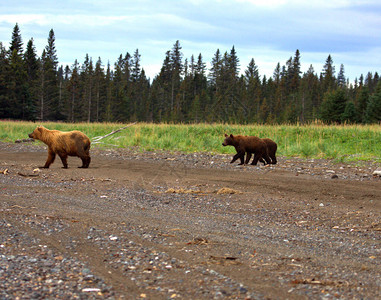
[372,168,381,177]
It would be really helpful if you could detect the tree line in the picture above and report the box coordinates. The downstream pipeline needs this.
[1,24,380,124]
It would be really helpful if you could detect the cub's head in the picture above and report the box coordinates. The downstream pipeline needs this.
[222,133,235,146]
[28,126,45,140]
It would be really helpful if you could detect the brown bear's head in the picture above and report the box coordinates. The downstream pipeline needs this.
[28,126,45,140]
[222,133,234,146]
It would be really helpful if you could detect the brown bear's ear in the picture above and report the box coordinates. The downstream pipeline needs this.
[38,126,43,132]
[224,133,228,137]
[230,134,234,138]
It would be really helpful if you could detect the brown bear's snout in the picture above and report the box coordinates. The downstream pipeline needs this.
[28,133,33,138]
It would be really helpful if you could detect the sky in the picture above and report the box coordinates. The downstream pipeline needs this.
[1,0,381,82]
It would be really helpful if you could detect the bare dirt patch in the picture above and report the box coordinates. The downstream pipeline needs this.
[0,141,380,299]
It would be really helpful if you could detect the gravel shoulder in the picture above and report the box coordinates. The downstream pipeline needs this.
[0,141,380,299]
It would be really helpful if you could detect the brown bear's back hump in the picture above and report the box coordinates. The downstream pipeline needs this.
[238,135,264,152]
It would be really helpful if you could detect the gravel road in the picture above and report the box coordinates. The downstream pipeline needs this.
[0,141,380,299]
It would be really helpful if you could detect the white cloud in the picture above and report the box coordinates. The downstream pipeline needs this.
[0,0,380,82]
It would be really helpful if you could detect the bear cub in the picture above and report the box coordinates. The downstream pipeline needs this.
[222,133,271,165]
[259,138,277,165]
[28,126,91,169]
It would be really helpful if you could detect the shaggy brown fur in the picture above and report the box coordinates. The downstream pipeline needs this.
[28,126,91,169]
[222,133,271,165]
[259,138,277,165]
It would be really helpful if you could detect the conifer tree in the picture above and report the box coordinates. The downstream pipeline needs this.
[170,40,183,119]
[24,38,40,120]
[245,58,261,121]
[9,23,23,56]
[94,57,105,122]
[8,24,27,119]
[321,55,336,92]
[209,49,222,92]
[365,81,381,123]
[104,62,114,122]
[337,64,346,88]
[341,101,356,123]
[0,42,11,118]
[320,89,347,123]
[131,49,141,82]
[68,60,80,122]
[42,29,62,120]
[290,49,301,92]
[355,86,369,123]
[300,65,320,121]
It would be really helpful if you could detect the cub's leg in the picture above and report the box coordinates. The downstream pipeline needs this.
[251,153,261,165]
[245,152,252,165]
[231,151,244,164]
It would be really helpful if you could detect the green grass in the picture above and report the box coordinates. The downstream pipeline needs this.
[1,120,380,162]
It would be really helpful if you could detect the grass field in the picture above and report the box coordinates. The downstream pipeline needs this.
[0,121,380,162]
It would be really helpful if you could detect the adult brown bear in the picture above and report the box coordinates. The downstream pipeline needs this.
[222,134,271,165]
[28,126,91,169]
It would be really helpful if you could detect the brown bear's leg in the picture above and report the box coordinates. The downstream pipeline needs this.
[231,152,242,164]
[232,151,245,165]
[251,154,261,165]
[43,149,56,168]
[58,153,68,169]
[79,156,91,168]
[258,158,267,165]
[271,155,277,164]
[262,152,272,165]
[245,152,252,165]
[86,156,91,168]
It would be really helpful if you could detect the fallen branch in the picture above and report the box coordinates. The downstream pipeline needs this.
[90,142,119,147]
[92,122,136,143]
[18,172,39,177]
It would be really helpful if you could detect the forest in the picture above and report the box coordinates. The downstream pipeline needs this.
[1,24,380,124]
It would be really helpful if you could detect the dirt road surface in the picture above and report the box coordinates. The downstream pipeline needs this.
[1,141,380,299]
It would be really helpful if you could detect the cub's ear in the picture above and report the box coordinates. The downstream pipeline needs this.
[38,126,43,132]
[230,134,234,138]
[224,133,228,137]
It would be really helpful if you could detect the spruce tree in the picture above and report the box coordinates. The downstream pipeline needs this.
[290,49,301,92]
[365,82,381,123]
[337,64,346,88]
[0,42,11,118]
[321,55,336,92]
[24,38,40,120]
[245,58,261,121]
[355,87,369,123]
[320,89,347,123]
[131,49,141,82]
[341,101,356,123]
[209,49,222,92]
[42,29,62,120]
[170,40,183,119]
[8,24,27,119]
[68,60,80,122]
[94,57,106,122]
[9,23,23,56]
